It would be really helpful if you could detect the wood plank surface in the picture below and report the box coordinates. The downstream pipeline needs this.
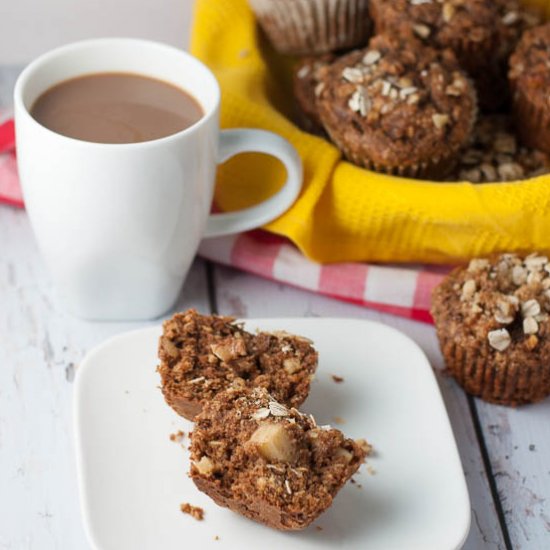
[0,207,211,550]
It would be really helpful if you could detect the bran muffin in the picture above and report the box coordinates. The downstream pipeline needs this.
[509,23,550,155]
[431,253,550,406]
[316,35,477,179]
[369,0,540,110]
[293,54,335,135]
[451,114,550,183]
[248,0,372,55]
[190,386,368,530]
[158,310,318,420]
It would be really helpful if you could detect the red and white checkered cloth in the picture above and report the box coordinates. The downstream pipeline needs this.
[0,113,449,323]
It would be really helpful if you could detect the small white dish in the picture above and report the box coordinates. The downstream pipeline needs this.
[75,318,470,550]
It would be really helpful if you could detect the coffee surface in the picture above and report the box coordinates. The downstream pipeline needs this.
[31,72,203,144]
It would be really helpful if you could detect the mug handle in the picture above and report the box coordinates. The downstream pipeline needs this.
[203,129,303,238]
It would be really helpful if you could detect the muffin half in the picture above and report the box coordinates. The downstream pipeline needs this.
[190,386,368,530]
[158,310,318,420]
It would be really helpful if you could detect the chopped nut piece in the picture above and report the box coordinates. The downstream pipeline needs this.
[163,339,180,358]
[249,423,297,463]
[523,317,539,335]
[335,448,354,462]
[526,334,539,350]
[432,113,450,129]
[193,456,215,476]
[210,339,246,362]
[331,374,345,383]
[461,279,477,301]
[283,357,301,374]
[488,329,511,351]
[442,3,455,23]
[413,23,431,39]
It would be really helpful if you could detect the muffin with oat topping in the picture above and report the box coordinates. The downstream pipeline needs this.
[190,386,368,530]
[248,0,372,55]
[158,310,318,420]
[509,23,550,155]
[369,0,540,110]
[431,253,550,406]
[316,34,477,178]
[293,54,335,135]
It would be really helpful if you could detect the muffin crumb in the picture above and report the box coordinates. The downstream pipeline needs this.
[180,503,204,521]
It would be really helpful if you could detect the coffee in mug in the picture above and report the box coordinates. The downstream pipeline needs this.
[31,73,203,144]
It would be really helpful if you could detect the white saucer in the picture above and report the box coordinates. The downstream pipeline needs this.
[75,317,470,550]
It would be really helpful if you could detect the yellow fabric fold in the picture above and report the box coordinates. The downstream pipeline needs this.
[191,0,550,264]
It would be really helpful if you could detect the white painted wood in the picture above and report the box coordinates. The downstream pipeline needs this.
[0,206,210,550]
[213,265,507,550]
[475,399,550,549]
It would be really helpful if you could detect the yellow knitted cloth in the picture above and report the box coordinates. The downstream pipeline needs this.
[191,0,550,264]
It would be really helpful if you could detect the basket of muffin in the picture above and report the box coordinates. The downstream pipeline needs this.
[249,0,550,181]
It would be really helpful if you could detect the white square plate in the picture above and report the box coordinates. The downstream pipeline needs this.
[75,318,470,550]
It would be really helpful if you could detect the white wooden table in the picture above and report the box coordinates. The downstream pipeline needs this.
[1,63,549,550]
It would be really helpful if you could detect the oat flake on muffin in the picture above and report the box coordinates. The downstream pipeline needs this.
[431,253,550,406]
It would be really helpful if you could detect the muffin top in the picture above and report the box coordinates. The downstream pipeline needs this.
[316,34,476,170]
[370,0,501,55]
[509,22,550,109]
[435,253,550,353]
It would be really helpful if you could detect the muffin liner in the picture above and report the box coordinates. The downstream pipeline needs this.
[512,86,550,154]
[433,327,550,406]
[248,0,371,55]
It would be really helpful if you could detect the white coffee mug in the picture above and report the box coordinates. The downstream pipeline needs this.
[14,38,302,320]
